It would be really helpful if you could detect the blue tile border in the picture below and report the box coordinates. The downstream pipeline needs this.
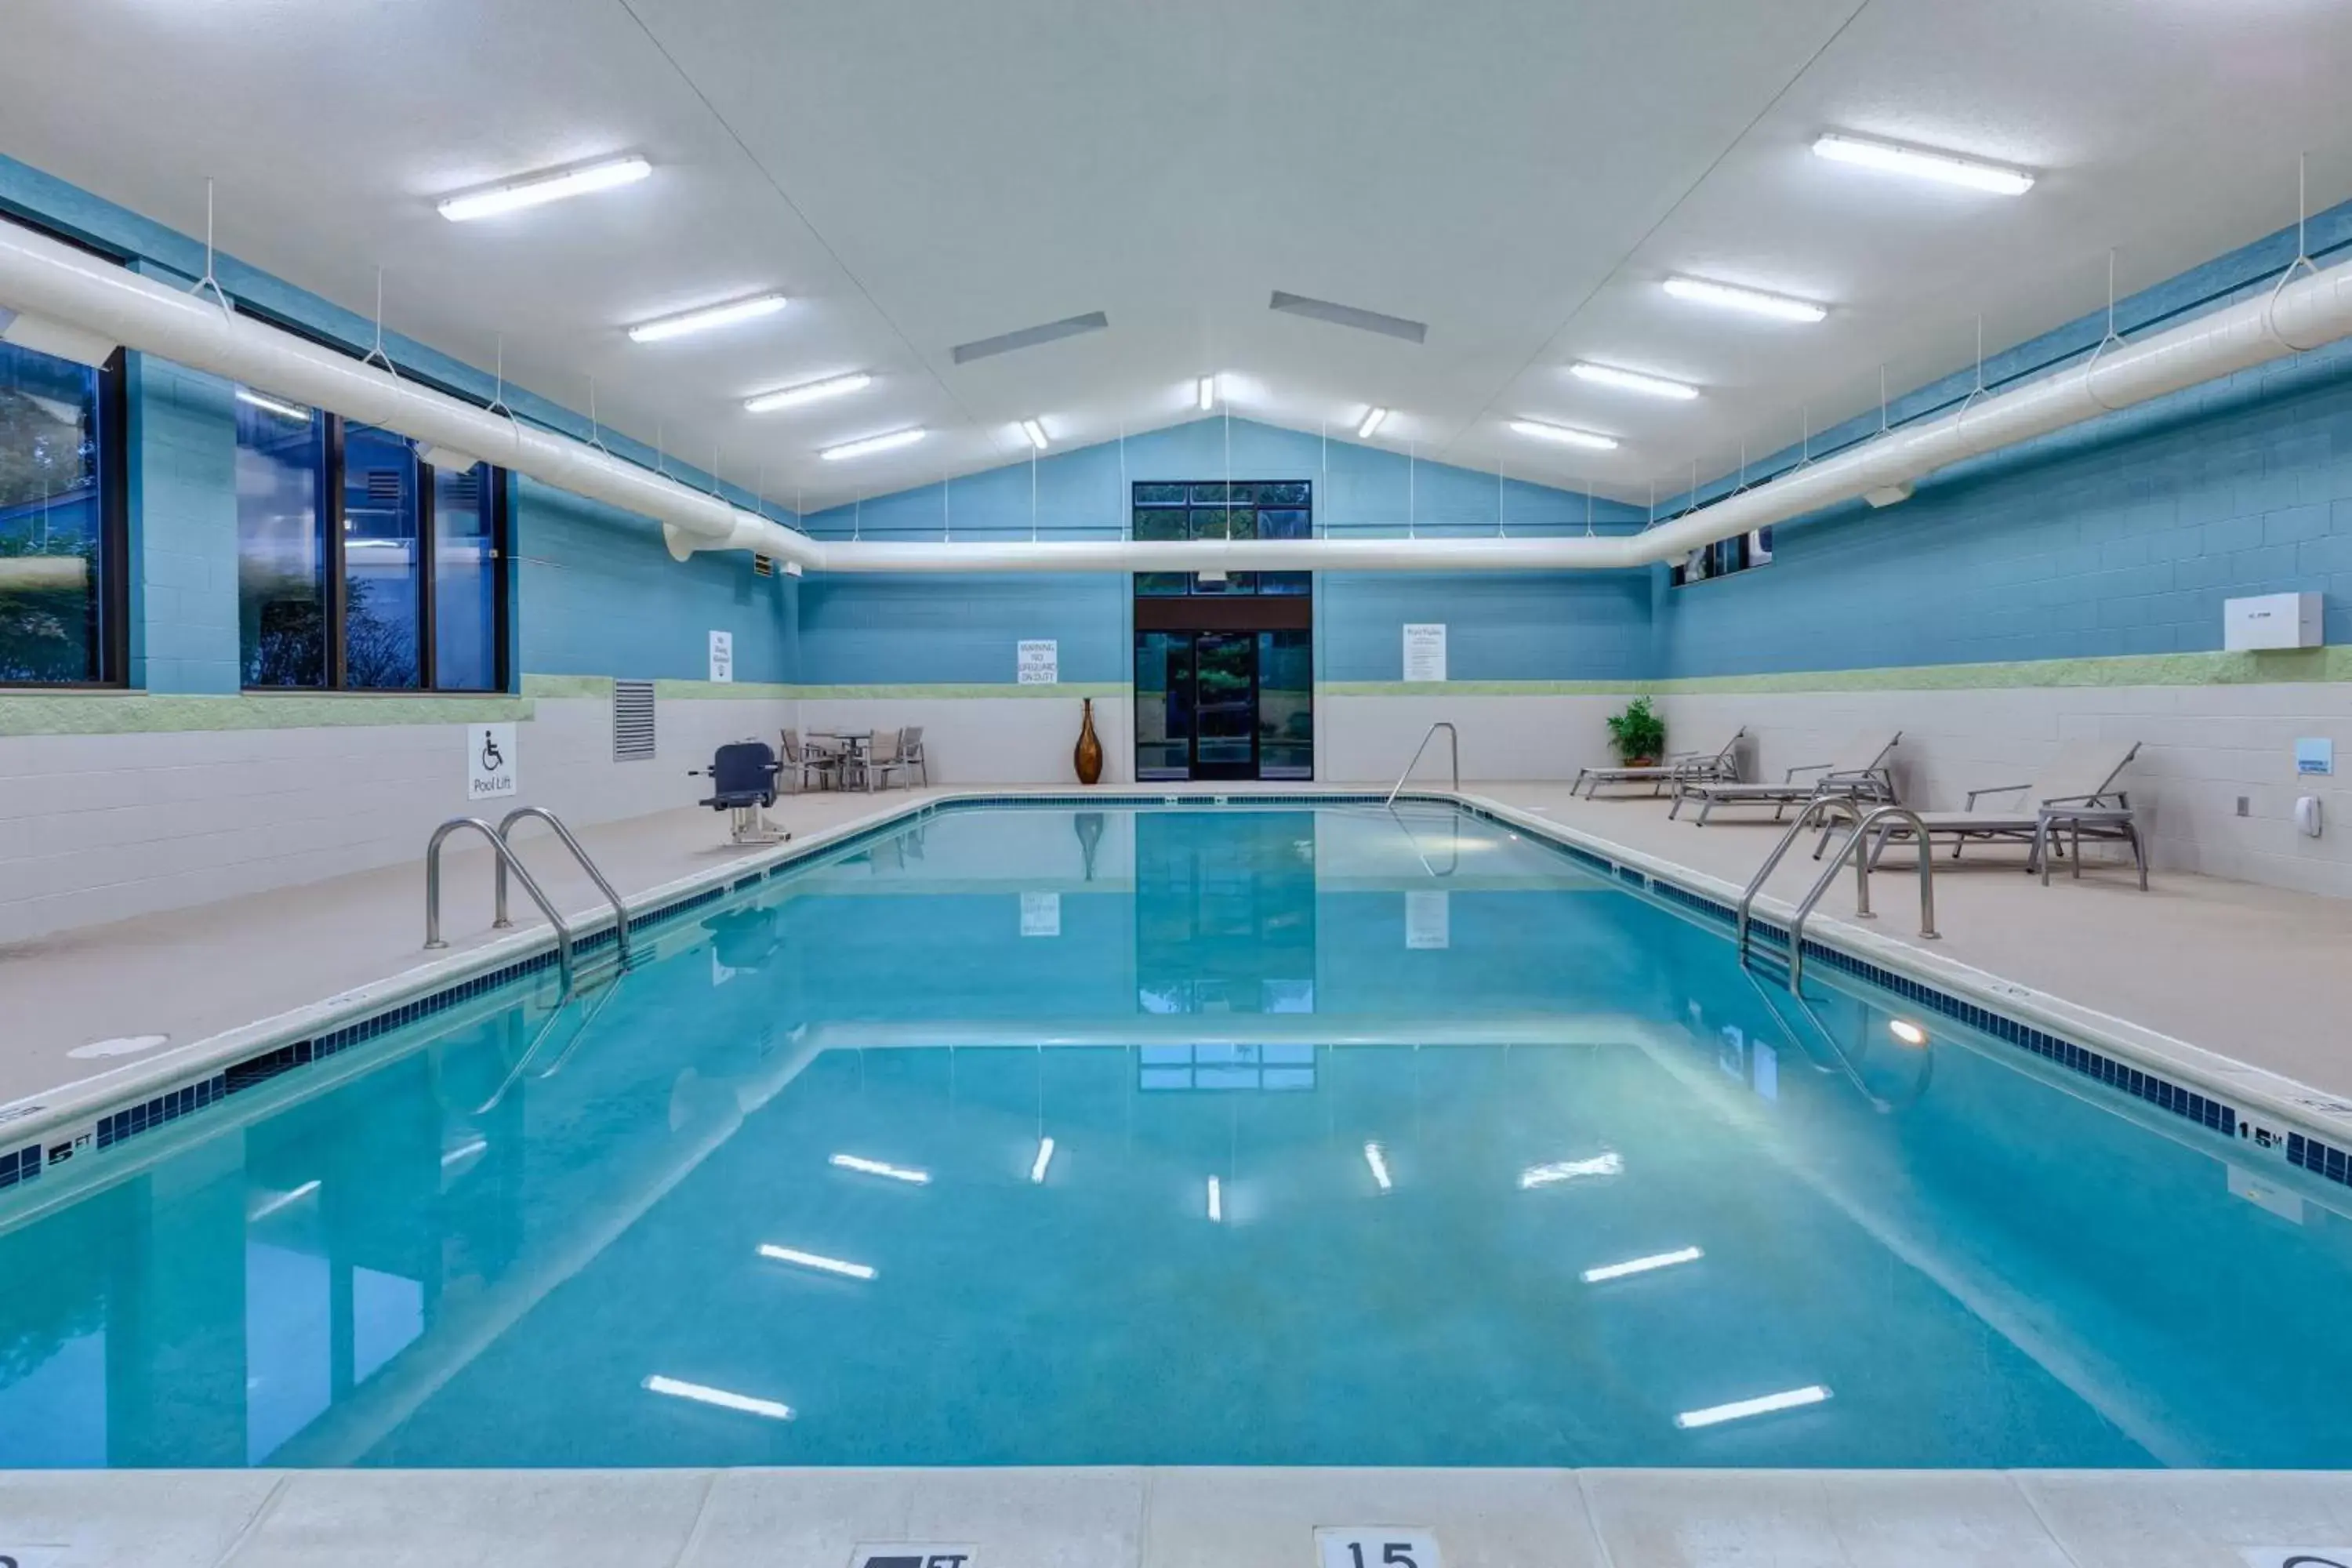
[9,789,2308,1196]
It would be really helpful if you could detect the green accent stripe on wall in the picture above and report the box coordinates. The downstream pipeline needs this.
[1318,681,1632,697]
[1323,647,2350,699]
[0,691,533,736]
[789,683,1131,700]
[1649,646,2352,694]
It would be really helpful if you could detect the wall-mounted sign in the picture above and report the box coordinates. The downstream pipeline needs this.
[1018,639,1059,684]
[2296,738,2334,776]
[708,629,734,684]
[466,722,517,801]
[1402,623,1446,683]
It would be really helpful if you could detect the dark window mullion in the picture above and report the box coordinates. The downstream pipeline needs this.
[416,457,437,691]
[325,415,347,689]
[492,470,512,693]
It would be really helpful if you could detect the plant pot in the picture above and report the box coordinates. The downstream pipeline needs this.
[1073,697,1104,786]
[1622,755,1657,768]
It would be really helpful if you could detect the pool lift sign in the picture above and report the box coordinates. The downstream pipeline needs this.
[467,721,518,801]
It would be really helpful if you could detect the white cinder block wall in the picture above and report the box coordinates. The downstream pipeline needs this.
[1316,695,1625,784]
[1657,684,2352,898]
[0,694,793,944]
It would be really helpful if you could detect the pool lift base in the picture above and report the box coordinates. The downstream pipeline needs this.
[725,804,789,846]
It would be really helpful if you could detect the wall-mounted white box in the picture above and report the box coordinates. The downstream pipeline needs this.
[2223,592,2323,651]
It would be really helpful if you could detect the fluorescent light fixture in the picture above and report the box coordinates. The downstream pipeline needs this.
[1356,406,1389,439]
[1661,276,1828,324]
[1363,1142,1392,1192]
[1572,362,1698,401]
[743,372,870,414]
[1020,418,1050,451]
[1675,1384,1831,1429]
[828,1152,930,1185]
[1519,1152,1624,1189]
[1889,1018,1928,1046]
[1207,1174,1223,1222]
[1508,419,1618,452]
[757,1243,878,1281]
[626,292,787,344]
[643,1374,794,1422]
[1029,1135,1056,1184]
[1198,376,1217,412]
[820,428,926,462]
[235,387,312,423]
[1582,1246,1703,1283]
[1813,133,2034,195]
[437,155,652,222]
[439,1138,488,1168]
[249,1179,321,1221]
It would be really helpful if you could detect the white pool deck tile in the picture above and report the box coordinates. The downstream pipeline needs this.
[2015,1470,2352,1568]
[13,1468,2352,1566]
[1577,1468,2077,1568]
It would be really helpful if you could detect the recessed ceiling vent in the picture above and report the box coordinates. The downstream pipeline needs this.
[951,310,1109,365]
[1269,291,1427,344]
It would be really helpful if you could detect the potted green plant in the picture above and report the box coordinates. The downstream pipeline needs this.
[1605,696,1666,767]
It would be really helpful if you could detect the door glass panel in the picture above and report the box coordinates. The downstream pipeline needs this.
[1258,630,1313,779]
[1194,632,1256,775]
[1134,631,1193,780]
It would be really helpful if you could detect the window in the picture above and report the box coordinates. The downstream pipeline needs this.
[1131,481,1311,596]
[236,395,506,691]
[0,339,123,684]
[1671,527,1773,587]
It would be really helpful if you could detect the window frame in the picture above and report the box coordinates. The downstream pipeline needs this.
[249,409,510,695]
[0,342,130,690]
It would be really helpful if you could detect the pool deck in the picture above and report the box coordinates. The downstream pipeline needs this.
[6,778,2350,1123]
[7,1464,2352,1567]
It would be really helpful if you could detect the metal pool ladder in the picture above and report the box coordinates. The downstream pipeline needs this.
[1737,800,1937,990]
[1386,721,1461,807]
[423,808,632,988]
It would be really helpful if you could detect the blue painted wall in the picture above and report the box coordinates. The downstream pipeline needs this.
[122,354,241,693]
[1658,348,2352,677]
[802,417,1644,684]
[516,480,797,683]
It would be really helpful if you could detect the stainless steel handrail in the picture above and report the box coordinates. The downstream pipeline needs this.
[496,806,633,969]
[424,817,577,989]
[1785,804,1938,989]
[1385,721,1461,808]
[1735,795,1864,964]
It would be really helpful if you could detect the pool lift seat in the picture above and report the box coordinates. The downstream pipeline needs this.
[695,740,791,845]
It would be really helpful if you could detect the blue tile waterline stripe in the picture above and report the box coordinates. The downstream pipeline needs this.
[9,789,2310,1189]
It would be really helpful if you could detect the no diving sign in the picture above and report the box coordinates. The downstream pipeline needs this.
[853,1547,978,1568]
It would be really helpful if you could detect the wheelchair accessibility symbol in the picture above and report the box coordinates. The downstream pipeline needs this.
[467,722,518,801]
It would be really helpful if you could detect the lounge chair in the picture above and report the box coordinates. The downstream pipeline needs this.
[1573,728,1744,798]
[1670,731,1902,825]
[1861,740,2143,880]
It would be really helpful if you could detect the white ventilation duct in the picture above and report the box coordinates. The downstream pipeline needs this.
[5,209,2352,575]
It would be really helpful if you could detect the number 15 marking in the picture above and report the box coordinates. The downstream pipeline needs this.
[1315,1528,1440,1568]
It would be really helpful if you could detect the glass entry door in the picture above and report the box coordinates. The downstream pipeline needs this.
[1191,632,1258,779]
[1134,629,1312,781]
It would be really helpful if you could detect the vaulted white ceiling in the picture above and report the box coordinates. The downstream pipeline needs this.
[6,0,2350,511]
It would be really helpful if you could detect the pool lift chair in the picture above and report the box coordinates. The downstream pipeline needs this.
[693,740,792,845]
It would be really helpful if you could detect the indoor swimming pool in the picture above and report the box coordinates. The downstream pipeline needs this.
[2,802,2346,1471]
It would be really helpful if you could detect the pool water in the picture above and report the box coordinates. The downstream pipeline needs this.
[4,804,2348,1469]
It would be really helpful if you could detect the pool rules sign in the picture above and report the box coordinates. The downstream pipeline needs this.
[467,722,518,802]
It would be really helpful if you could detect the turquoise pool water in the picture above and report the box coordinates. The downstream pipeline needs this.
[3,803,2347,1469]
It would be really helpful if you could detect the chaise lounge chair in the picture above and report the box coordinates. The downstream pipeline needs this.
[1670,730,1902,825]
[1860,739,2144,884]
[1572,728,1745,798]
